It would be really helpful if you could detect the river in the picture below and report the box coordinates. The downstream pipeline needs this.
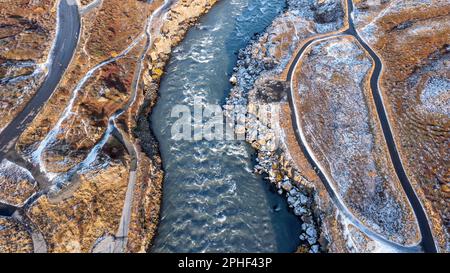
[150,0,303,252]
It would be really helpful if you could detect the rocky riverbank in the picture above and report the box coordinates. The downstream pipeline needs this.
[227,0,450,252]
[0,0,217,253]
[2,0,447,253]
[226,0,348,253]
[132,0,220,252]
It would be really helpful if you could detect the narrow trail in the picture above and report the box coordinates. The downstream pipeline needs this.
[80,0,174,253]
[26,0,174,253]
[31,34,145,178]
[33,0,174,188]
[0,0,437,254]
[0,0,80,162]
[286,0,437,252]
[0,202,47,253]
[345,1,437,253]
[0,0,173,253]
[79,0,103,15]
[111,0,175,253]
[0,0,80,253]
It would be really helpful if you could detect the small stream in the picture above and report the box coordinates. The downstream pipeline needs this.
[150,0,302,252]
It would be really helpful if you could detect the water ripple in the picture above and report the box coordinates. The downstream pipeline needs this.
[151,0,300,253]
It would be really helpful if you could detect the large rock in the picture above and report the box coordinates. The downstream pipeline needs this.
[311,0,343,24]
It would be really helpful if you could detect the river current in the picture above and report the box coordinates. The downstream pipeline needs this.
[150,0,302,252]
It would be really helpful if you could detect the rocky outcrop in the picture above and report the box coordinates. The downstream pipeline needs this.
[286,0,344,33]
[311,0,344,24]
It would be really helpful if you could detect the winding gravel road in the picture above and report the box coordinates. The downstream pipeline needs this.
[0,0,80,253]
[0,0,437,254]
[286,0,437,253]
[0,0,80,162]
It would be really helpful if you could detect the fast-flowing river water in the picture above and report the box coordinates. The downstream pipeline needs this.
[150,0,303,252]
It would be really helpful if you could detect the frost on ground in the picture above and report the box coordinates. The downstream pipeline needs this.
[353,0,450,251]
[228,0,345,105]
[0,159,37,207]
[0,65,47,134]
[338,212,399,253]
[0,0,58,133]
[225,0,346,252]
[419,77,450,117]
[295,36,419,245]
[0,0,218,253]
[287,0,345,33]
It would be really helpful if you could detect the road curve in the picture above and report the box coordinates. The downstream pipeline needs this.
[0,0,79,254]
[0,0,81,161]
[287,36,420,252]
[344,0,437,253]
[286,0,437,252]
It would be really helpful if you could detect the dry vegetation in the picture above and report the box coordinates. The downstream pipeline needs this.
[0,0,218,253]
[293,36,419,245]
[0,217,34,253]
[354,0,450,251]
[0,0,58,131]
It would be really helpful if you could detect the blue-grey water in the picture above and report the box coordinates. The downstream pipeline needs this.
[150,0,302,252]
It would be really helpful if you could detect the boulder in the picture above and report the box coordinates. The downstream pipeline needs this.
[229,75,237,85]
[311,0,343,24]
